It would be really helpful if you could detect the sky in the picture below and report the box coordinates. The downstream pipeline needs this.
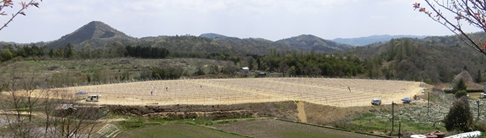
[0,0,481,43]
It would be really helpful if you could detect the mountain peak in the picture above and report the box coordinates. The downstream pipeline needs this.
[47,21,135,48]
[297,34,318,37]
[88,20,105,25]
[276,34,352,52]
[199,33,231,39]
[69,21,123,40]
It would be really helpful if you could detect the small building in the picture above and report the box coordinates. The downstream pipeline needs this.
[240,67,250,72]
[258,72,266,78]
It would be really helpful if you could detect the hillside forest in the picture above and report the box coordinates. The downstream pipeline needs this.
[1,21,486,88]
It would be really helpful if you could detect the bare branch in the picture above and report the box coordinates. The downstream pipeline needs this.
[0,0,41,31]
[415,0,486,56]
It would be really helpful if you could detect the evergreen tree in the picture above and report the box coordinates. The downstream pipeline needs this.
[48,49,54,58]
[1,49,13,61]
[443,97,474,132]
[454,79,467,93]
[455,90,468,98]
[64,43,76,58]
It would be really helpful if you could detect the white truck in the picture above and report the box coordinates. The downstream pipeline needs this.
[371,98,382,105]
[85,95,100,102]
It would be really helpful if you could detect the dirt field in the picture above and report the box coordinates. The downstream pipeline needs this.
[52,78,423,107]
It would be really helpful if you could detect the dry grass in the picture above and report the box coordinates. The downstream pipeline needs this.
[47,78,423,108]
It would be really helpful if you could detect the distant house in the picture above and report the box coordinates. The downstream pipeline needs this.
[258,72,266,78]
[240,67,250,72]
[237,67,250,78]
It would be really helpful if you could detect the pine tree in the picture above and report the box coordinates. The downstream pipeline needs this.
[443,97,474,132]
[454,79,467,93]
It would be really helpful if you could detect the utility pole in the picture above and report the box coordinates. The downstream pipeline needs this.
[390,101,394,136]
[477,100,480,121]
[427,90,430,116]
[398,120,401,138]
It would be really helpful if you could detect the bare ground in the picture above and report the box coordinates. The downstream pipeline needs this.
[45,78,423,108]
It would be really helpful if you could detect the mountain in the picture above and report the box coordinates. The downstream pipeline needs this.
[333,35,427,46]
[136,34,346,55]
[46,21,136,48]
[3,20,486,84]
[199,33,231,39]
[136,34,287,55]
[212,37,288,55]
[39,21,349,54]
[276,34,353,52]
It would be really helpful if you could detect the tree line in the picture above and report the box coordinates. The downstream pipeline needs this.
[355,38,486,83]
[0,43,171,61]
[4,38,485,84]
[242,49,364,77]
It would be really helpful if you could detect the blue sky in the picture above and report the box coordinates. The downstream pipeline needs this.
[0,0,480,43]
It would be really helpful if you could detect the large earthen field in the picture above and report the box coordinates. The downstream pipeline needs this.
[55,78,423,107]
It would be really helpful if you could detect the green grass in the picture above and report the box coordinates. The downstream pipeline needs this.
[469,92,484,100]
[214,119,381,138]
[114,117,382,138]
[351,113,446,134]
[115,117,246,138]
[116,123,245,138]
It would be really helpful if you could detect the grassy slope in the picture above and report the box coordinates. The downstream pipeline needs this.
[0,58,230,75]
[113,117,381,138]
[351,112,446,134]
[117,123,244,138]
[0,58,233,86]
[214,119,380,138]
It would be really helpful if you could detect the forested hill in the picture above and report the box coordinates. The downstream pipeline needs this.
[199,33,232,39]
[20,21,353,55]
[2,21,486,84]
[350,37,486,84]
[276,34,353,52]
[420,32,486,47]
[45,21,136,49]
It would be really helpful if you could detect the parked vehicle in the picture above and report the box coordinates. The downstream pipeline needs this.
[76,91,88,100]
[86,95,100,102]
[371,99,382,105]
[401,97,411,104]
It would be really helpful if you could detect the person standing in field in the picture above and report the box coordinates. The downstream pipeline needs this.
[150,91,153,96]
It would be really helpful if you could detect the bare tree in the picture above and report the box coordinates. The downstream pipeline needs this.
[279,61,289,77]
[414,0,486,56]
[0,72,47,137]
[0,73,105,138]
